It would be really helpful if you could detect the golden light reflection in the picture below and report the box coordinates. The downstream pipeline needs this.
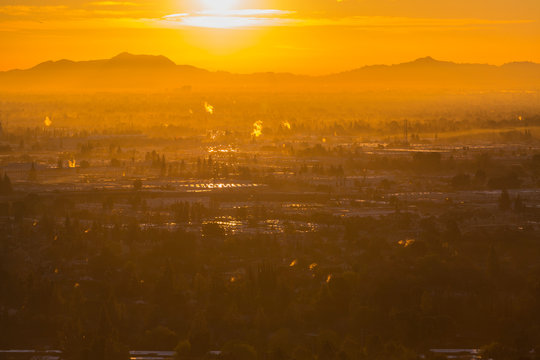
[289,259,298,267]
[207,145,238,153]
[44,116,52,127]
[204,101,214,114]
[309,262,317,270]
[398,239,416,247]
[252,120,263,137]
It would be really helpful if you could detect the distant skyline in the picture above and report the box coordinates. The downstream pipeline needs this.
[0,0,539,74]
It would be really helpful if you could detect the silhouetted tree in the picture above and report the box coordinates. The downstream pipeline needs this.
[0,173,13,194]
[498,189,511,211]
[133,179,143,191]
[28,161,37,181]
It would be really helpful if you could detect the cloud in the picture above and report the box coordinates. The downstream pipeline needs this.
[0,3,156,23]
[0,3,534,31]
[159,9,534,30]
[0,4,153,31]
[162,9,294,28]
[88,1,141,6]
[299,16,534,29]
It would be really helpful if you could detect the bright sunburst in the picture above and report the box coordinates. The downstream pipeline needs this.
[163,0,291,29]
[201,0,238,12]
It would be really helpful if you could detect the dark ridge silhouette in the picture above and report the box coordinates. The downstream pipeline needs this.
[0,53,539,91]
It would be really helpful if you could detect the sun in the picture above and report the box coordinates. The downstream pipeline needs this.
[201,0,238,12]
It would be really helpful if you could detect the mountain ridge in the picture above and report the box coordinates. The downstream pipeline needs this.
[7,53,539,75]
[1,53,539,91]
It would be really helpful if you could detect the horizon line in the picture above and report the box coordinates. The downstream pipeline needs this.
[1,52,539,76]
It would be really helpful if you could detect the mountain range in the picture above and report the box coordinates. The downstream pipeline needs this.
[0,53,539,92]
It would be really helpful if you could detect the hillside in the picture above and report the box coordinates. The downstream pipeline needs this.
[0,53,539,92]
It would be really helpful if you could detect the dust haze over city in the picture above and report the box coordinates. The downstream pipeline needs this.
[1,1,540,360]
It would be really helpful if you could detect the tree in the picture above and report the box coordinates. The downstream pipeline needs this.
[189,312,210,356]
[0,173,13,194]
[514,194,524,212]
[133,179,143,191]
[143,326,178,350]
[28,162,37,181]
[498,189,511,211]
[488,244,500,278]
[221,342,257,360]
[175,340,191,359]
[480,342,517,360]
[451,173,471,189]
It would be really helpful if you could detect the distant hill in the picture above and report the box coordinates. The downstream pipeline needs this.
[0,53,212,91]
[325,57,540,89]
[0,53,539,92]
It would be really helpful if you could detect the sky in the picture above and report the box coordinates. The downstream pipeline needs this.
[0,0,539,74]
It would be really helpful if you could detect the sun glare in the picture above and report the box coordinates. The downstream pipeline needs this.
[163,1,291,29]
[202,0,238,12]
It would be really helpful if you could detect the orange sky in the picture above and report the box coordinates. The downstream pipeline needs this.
[0,0,539,74]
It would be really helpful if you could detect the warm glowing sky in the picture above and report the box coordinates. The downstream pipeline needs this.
[1,0,539,74]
